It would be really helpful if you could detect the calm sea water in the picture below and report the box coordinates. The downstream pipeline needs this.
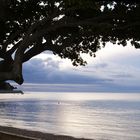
[0,92,140,140]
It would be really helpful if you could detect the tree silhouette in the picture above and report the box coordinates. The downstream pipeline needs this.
[0,0,140,89]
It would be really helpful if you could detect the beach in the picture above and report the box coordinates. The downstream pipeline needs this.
[0,125,91,140]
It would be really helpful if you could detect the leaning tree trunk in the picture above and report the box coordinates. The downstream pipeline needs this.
[0,16,44,87]
[0,59,16,90]
[0,59,13,79]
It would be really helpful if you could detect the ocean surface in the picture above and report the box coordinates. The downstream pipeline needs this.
[0,92,140,140]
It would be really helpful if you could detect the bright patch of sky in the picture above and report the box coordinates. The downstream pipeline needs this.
[23,43,140,92]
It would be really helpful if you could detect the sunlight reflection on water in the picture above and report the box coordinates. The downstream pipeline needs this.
[0,92,140,101]
[0,92,140,140]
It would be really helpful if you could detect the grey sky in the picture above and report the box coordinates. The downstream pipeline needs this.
[22,43,140,92]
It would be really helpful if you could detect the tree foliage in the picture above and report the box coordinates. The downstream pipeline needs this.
[0,0,140,85]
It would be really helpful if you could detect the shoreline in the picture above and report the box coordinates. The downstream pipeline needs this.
[0,125,93,140]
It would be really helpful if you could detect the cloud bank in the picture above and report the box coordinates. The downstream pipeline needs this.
[22,44,140,92]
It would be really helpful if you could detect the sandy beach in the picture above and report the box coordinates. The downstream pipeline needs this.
[0,126,92,140]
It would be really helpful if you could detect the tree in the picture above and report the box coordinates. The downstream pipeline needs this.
[0,0,140,90]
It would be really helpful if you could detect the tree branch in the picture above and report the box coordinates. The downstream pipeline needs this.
[23,43,47,62]
[2,30,22,51]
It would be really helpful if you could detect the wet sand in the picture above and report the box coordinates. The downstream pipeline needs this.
[0,126,92,140]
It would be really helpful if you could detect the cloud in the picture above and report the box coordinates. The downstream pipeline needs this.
[111,73,133,78]
[23,57,112,85]
[21,43,140,92]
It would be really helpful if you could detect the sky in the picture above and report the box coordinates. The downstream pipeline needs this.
[22,42,140,92]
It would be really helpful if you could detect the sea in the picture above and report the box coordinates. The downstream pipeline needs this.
[0,86,140,140]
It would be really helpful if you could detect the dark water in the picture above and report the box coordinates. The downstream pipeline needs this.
[0,92,140,140]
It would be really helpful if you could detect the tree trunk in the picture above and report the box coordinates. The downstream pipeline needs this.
[0,58,24,85]
[0,60,16,90]
[0,60,13,81]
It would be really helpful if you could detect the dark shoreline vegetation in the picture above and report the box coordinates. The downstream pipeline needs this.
[0,82,16,91]
[0,126,92,140]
